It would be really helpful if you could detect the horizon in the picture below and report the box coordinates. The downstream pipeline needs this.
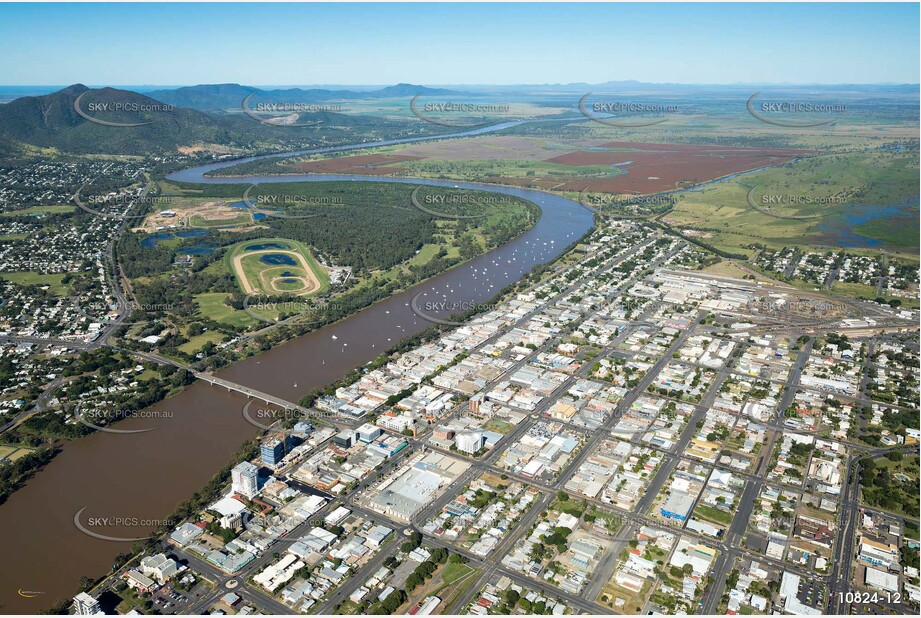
[3,79,921,88]
[1,79,919,98]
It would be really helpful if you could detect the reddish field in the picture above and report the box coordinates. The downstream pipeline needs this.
[542,142,815,193]
[287,140,817,194]
[292,153,424,175]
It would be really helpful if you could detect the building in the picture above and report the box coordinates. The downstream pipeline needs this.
[434,427,456,440]
[73,592,102,615]
[139,553,180,584]
[261,437,286,466]
[455,432,486,455]
[170,522,204,547]
[378,414,415,434]
[365,524,392,547]
[779,571,822,615]
[358,423,383,443]
[410,596,441,615]
[859,537,900,570]
[660,492,695,522]
[367,437,409,459]
[124,569,156,593]
[325,506,352,526]
[865,567,900,594]
[333,429,357,448]
[231,461,259,499]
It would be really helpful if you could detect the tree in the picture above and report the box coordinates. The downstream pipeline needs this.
[405,573,423,591]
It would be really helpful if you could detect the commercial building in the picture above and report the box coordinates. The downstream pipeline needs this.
[377,413,415,434]
[261,437,286,466]
[334,429,358,448]
[169,522,204,547]
[779,572,822,615]
[865,567,900,593]
[139,553,180,584]
[358,423,383,443]
[124,569,156,593]
[858,537,900,570]
[660,492,695,522]
[231,461,260,499]
[367,437,409,459]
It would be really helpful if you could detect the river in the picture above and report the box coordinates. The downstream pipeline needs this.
[0,123,595,613]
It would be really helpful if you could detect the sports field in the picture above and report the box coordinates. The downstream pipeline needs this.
[224,238,329,296]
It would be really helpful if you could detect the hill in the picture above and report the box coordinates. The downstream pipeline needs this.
[0,84,262,155]
[0,84,441,157]
[145,82,456,110]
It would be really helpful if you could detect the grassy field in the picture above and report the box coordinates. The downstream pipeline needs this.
[177,329,226,355]
[665,150,919,258]
[0,204,75,217]
[483,418,515,434]
[187,212,254,228]
[429,562,479,611]
[395,157,619,182]
[693,504,734,526]
[194,292,266,328]
[0,271,69,294]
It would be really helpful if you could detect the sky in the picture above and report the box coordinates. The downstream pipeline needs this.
[0,2,918,86]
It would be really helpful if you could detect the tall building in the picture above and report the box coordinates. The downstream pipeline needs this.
[73,592,101,615]
[231,461,259,498]
[455,431,485,455]
[261,437,285,466]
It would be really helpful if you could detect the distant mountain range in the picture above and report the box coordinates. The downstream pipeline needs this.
[0,83,442,156]
[144,82,456,110]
